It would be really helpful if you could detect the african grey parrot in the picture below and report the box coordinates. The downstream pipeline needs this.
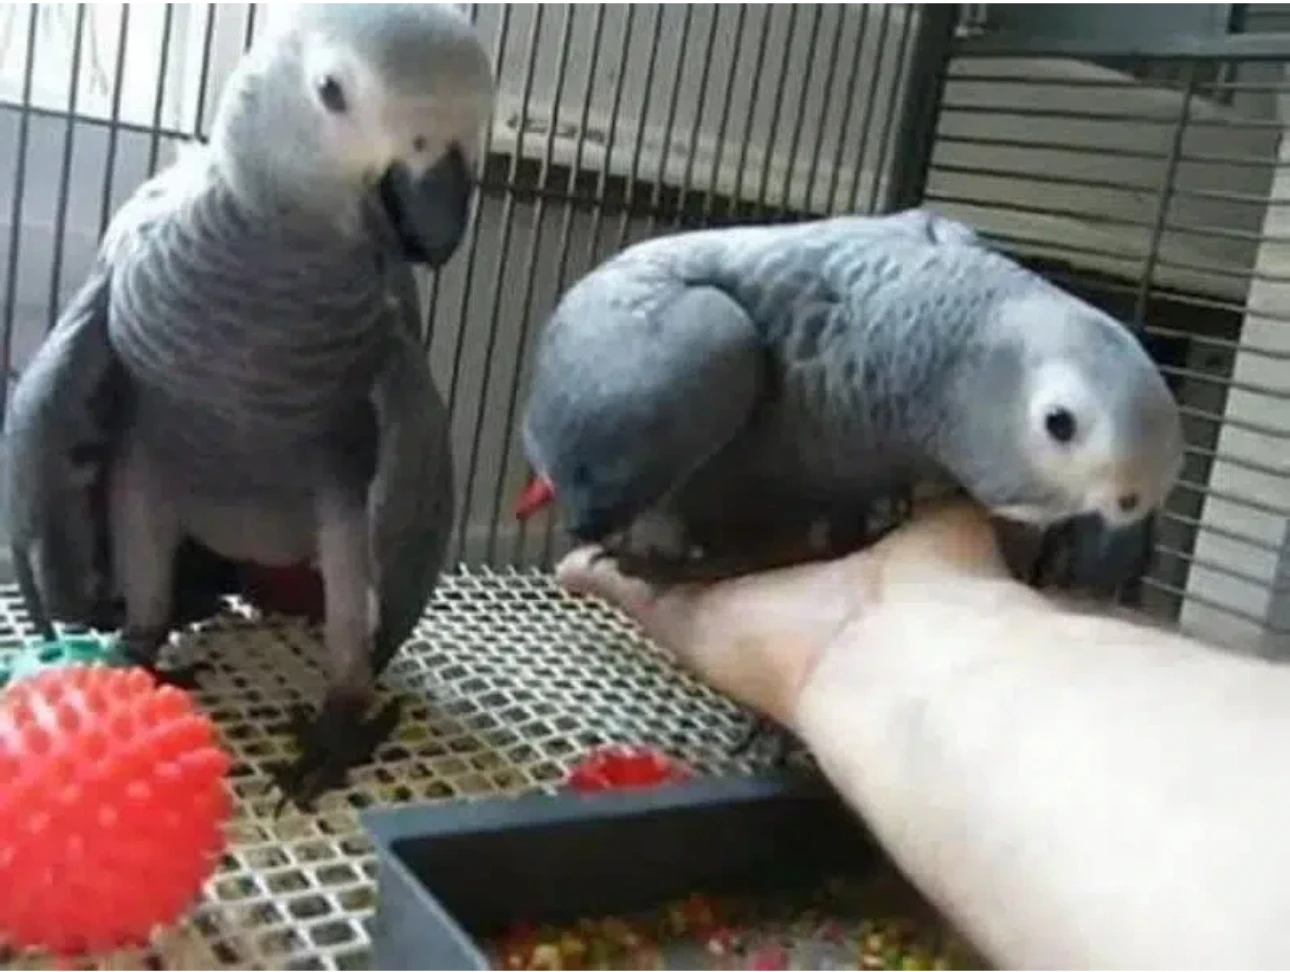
[3,4,495,811]
[516,209,1184,757]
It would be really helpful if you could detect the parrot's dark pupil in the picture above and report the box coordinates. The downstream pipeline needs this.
[1045,408,1076,443]
[318,76,347,113]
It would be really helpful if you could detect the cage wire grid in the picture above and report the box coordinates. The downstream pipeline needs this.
[4,1,1290,969]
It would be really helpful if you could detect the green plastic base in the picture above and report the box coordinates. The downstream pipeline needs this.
[0,634,132,689]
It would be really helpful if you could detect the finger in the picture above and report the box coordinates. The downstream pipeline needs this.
[554,546,702,649]
[556,545,849,726]
[877,499,1011,581]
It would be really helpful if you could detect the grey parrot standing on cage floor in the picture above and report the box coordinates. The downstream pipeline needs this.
[515,207,1184,761]
[2,4,495,812]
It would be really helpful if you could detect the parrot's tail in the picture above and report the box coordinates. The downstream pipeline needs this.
[514,475,555,521]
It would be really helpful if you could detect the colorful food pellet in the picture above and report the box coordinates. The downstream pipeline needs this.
[485,873,987,970]
[747,943,789,969]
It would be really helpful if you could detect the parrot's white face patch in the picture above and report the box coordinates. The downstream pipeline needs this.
[999,290,1182,528]
[1022,359,1119,517]
[298,32,492,180]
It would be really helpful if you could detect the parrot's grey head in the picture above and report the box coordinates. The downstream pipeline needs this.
[939,285,1184,535]
[210,3,494,266]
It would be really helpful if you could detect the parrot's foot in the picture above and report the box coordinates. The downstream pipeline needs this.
[730,714,795,767]
[595,543,821,590]
[270,692,403,815]
[118,628,209,691]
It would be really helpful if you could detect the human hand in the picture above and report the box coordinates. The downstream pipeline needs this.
[554,501,1015,730]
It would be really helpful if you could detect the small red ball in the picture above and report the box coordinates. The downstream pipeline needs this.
[566,744,693,793]
[0,665,232,957]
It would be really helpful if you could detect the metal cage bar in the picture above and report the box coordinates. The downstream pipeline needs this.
[935,3,1290,655]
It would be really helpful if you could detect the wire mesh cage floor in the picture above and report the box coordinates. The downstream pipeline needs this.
[0,567,790,971]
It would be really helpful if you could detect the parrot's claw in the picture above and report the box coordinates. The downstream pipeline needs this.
[143,660,210,691]
[600,545,812,589]
[118,627,210,691]
[730,714,795,767]
[270,692,403,815]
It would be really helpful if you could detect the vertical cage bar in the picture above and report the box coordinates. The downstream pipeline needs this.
[1134,62,1198,327]
[801,6,846,216]
[98,5,131,236]
[538,4,611,565]
[1122,62,1198,610]
[699,4,751,225]
[778,3,825,220]
[579,7,637,269]
[670,4,720,229]
[868,6,916,213]
[48,6,89,332]
[643,3,694,236]
[146,5,177,176]
[613,4,665,248]
[444,5,512,420]
[455,5,546,564]
[193,5,219,139]
[0,9,41,424]
[847,5,894,214]
[824,7,870,214]
[882,3,959,213]
[497,3,577,565]
[751,3,798,220]
[730,8,774,214]
[243,4,258,51]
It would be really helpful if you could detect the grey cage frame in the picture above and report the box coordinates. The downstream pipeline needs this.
[944,3,1290,655]
[2,3,1290,970]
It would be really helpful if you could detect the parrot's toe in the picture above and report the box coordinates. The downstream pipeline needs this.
[602,544,820,588]
[730,714,797,768]
[598,547,719,587]
[118,627,210,691]
[144,661,210,691]
[269,692,403,815]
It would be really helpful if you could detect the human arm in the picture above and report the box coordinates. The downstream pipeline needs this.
[556,504,1290,969]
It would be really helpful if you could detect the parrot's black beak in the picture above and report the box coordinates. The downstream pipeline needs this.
[378,145,472,268]
[1023,511,1157,603]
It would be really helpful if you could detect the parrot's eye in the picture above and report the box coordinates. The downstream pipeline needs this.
[1044,407,1077,444]
[317,75,348,114]
[412,135,427,153]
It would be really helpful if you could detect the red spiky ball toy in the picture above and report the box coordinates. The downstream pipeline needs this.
[0,665,232,957]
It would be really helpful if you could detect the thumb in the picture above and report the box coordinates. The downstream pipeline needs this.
[554,546,839,727]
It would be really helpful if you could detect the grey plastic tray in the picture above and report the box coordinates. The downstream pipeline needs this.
[361,769,879,970]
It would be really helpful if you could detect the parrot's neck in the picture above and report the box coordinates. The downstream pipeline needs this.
[217,148,366,247]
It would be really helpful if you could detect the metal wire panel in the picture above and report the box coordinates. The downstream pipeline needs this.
[928,28,1290,653]
[0,571,788,970]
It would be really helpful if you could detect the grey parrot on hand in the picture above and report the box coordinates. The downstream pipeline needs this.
[516,208,1184,759]
[3,3,495,812]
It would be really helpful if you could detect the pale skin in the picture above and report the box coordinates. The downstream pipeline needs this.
[556,501,1290,970]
